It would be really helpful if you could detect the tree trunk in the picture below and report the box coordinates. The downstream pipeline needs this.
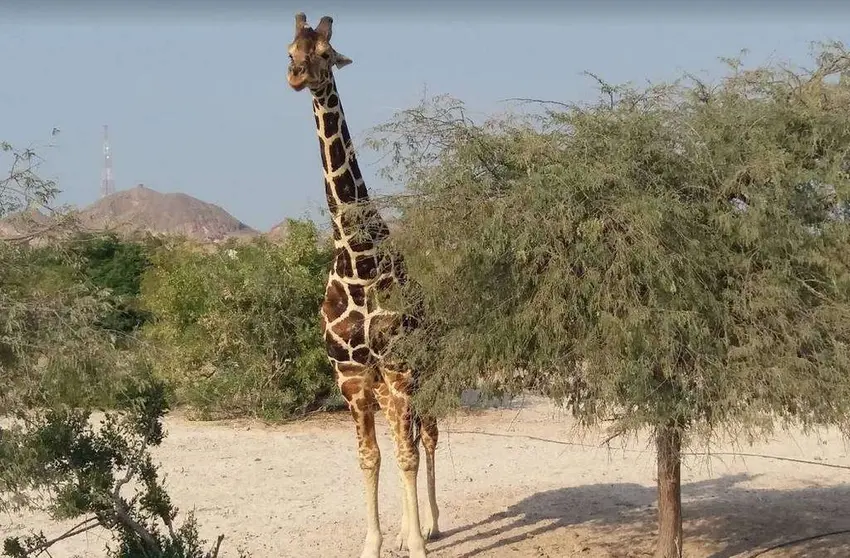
[655,423,683,558]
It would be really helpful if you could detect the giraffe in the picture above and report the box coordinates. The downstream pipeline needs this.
[285,13,439,558]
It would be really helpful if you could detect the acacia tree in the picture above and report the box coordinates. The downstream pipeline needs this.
[367,43,850,557]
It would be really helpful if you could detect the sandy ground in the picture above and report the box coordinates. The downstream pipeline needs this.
[3,396,850,558]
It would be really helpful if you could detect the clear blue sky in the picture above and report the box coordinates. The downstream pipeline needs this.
[1,3,847,231]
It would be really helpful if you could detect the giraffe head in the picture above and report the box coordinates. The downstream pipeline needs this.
[287,13,353,92]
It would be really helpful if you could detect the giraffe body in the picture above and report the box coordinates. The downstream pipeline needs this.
[286,14,439,558]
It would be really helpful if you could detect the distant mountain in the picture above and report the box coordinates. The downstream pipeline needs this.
[76,184,258,242]
[0,207,57,242]
[2,186,409,247]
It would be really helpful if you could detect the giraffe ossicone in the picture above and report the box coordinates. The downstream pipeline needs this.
[285,13,440,558]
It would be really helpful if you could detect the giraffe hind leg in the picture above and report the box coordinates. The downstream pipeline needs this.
[373,381,411,551]
[338,374,383,558]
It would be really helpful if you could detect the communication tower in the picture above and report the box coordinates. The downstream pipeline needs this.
[100,124,115,198]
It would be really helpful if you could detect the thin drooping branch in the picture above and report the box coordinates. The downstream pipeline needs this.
[15,517,100,557]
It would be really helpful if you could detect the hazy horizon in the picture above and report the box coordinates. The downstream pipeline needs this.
[2,4,848,231]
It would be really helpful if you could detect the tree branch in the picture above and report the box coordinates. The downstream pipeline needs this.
[10,517,100,557]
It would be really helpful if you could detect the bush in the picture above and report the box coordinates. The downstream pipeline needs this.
[0,240,147,412]
[69,232,154,338]
[139,220,337,420]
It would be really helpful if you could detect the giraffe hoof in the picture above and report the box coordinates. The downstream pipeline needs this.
[423,526,441,541]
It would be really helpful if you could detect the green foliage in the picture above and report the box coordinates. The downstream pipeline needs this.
[370,42,850,441]
[70,233,154,336]
[1,137,242,557]
[72,233,151,297]
[140,220,336,420]
[0,241,143,413]
[2,376,232,558]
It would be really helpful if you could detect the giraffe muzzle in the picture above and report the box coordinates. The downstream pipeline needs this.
[287,65,310,90]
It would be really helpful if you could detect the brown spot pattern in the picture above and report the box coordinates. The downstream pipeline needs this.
[328,137,346,172]
[341,121,352,146]
[339,210,358,238]
[335,362,364,377]
[348,240,374,254]
[324,332,349,361]
[351,346,371,364]
[324,179,338,214]
[318,137,327,170]
[333,169,359,203]
[331,310,366,347]
[348,284,365,307]
[322,280,348,320]
[349,157,363,181]
[322,111,340,138]
[355,255,378,279]
[369,313,400,354]
[333,248,353,277]
[340,378,362,401]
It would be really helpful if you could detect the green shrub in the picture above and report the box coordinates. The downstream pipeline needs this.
[140,220,336,420]
[0,241,144,411]
[70,232,154,338]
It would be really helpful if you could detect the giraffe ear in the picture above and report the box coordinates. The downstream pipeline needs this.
[333,51,353,69]
[315,16,334,41]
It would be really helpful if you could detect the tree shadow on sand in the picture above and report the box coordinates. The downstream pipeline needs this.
[431,473,850,557]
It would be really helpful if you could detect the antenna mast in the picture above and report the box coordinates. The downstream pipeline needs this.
[100,124,115,198]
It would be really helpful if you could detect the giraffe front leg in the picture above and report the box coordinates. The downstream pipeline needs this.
[359,456,382,558]
[393,468,410,551]
[374,381,411,551]
[341,380,383,558]
[380,373,428,558]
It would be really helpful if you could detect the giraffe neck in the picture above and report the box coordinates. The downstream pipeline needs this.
[310,77,389,255]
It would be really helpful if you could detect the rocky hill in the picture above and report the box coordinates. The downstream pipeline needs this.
[1,184,258,243]
[76,184,257,242]
[1,186,413,246]
[0,207,55,240]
